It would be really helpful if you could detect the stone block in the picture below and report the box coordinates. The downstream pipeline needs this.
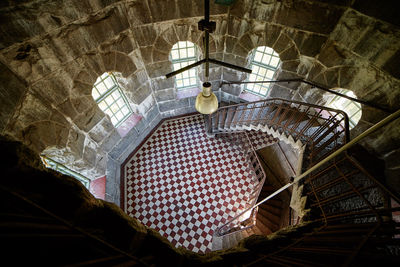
[279,45,299,62]
[146,61,173,78]
[293,31,327,57]
[281,60,300,73]
[145,105,160,123]
[128,82,152,105]
[152,77,175,91]
[152,48,169,63]
[147,0,179,23]
[109,128,139,160]
[383,49,400,79]
[221,84,242,96]
[139,47,153,65]
[89,117,115,144]
[225,36,238,54]
[74,106,104,132]
[317,41,348,68]
[274,1,344,34]
[83,142,97,167]
[100,130,121,153]
[126,0,153,25]
[66,129,85,159]
[222,68,247,82]
[155,88,175,102]
[269,84,295,99]
[71,95,95,114]
[158,98,189,113]
[132,24,157,47]
[115,52,137,77]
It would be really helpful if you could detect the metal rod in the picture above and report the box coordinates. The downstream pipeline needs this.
[165,59,205,78]
[220,79,393,113]
[216,108,400,235]
[208,58,252,73]
[293,108,400,185]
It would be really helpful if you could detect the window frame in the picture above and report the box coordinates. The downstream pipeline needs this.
[170,41,199,90]
[326,89,362,129]
[92,72,133,127]
[244,46,281,97]
[41,156,90,189]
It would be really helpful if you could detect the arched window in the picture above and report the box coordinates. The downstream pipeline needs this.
[325,89,362,129]
[170,41,198,90]
[245,46,281,96]
[92,72,132,127]
[41,156,90,189]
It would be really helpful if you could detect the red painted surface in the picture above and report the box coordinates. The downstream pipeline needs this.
[90,176,106,200]
[117,113,143,137]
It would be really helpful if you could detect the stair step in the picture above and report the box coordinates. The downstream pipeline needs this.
[259,203,283,216]
[257,212,279,232]
[255,217,273,235]
[257,207,281,225]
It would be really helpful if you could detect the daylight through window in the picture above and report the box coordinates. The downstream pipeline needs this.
[245,46,280,96]
[170,41,198,90]
[92,72,132,127]
[41,156,90,189]
[326,89,362,129]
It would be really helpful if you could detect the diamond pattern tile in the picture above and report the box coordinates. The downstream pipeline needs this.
[123,115,256,253]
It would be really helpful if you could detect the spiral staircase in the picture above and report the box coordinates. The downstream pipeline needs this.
[209,98,400,265]
[1,97,399,266]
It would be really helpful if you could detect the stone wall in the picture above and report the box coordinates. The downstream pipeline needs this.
[1,0,399,198]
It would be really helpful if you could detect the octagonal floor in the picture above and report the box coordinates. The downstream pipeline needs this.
[123,115,258,253]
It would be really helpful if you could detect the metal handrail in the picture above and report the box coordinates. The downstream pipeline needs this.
[220,79,393,113]
[215,104,400,237]
[214,98,350,236]
[216,131,267,236]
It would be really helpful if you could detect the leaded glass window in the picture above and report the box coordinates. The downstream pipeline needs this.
[170,41,198,90]
[326,89,362,129]
[41,156,90,189]
[92,72,132,127]
[245,46,281,96]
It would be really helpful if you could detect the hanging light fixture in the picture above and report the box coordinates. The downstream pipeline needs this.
[195,82,218,114]
[165,0,251,114]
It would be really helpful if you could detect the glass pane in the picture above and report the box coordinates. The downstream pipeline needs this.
[110,103,119,113]
[190,78,196,85]
[180,49,187,58]
[270,57,280,67]
[254,51,263,62]
[187,48,195,57]
[92,90,100,100]
[262,55,271,65]
[266,70,274,79]
[265,46,273,54]
[98,101,107,111]
[116,111,123,120]
[260,88,267,95]
[104,76,115,88]
[105,96,114,106]
[171,50,179,60]
[96,83,107,95]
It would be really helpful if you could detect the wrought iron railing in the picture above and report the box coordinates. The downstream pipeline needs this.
[211,98,350,237]
[215,131,266,236]
[211,97,400,265]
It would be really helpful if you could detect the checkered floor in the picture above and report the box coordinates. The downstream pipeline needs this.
[123,115,276,253]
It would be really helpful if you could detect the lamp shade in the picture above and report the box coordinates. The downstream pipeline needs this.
[195,82,218,114]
